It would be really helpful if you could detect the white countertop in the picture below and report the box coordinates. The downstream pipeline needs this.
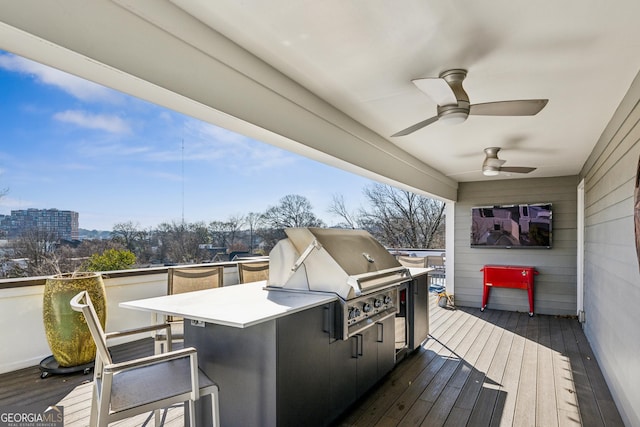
[120,281,337,328]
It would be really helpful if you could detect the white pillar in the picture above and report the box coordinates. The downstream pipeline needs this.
[577,179,585,320]
[445,202,455,296]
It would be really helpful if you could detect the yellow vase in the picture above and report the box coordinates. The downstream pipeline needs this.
[43,272,106,367]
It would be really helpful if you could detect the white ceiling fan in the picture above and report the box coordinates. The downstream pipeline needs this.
[392,69,548,137]
[482,147,536,176]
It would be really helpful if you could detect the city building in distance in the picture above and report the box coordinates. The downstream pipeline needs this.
[0,209,79,241]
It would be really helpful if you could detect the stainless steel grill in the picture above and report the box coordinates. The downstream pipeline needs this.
[267,227,410,339]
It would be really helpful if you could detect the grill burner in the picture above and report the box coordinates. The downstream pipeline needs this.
[267,228,410,339]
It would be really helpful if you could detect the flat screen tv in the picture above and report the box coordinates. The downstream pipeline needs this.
[471,203,552,249]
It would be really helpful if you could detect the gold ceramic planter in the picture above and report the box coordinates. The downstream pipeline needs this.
[43,272,106,367]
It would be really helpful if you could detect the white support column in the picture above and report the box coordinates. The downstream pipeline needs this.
[577,179,585,320]
[445,202,455,296]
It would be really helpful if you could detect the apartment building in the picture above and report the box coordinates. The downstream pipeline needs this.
[0,209,79,241]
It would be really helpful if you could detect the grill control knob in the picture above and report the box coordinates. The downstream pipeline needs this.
[383,295,392,304]
[348,308,356,320]
[373,298,382,308]
[362,302,372,313]
[354,308,361,317]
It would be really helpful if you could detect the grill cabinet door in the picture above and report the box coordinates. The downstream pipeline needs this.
[329,316,397,417]
[408,275,429,350]
[329,336,357,419]
[356,327,379,396]
[377,315,396,377]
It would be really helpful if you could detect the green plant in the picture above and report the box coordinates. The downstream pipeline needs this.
[82,248,136,272]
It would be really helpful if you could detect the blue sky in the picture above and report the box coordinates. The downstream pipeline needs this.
[0,51,375,230]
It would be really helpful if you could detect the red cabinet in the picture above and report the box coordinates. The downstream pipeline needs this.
[480,265,538,316]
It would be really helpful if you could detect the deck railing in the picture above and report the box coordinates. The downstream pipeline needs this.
[0,254,445,375]
[0,261,246,374]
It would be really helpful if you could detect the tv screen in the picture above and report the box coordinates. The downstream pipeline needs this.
[471,203,552,248]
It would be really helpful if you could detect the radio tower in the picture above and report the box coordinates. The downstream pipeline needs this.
[181,138,185,225]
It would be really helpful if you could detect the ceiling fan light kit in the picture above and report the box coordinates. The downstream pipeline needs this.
[392,69,548,136]
[437,108,468,125]
[482,168,500,176]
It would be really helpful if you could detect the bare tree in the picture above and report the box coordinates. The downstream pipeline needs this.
[261,194,325,229]
[334,184,445,249]
[111,222,157,263]
[255,227,287,254]
[111,221,143,252]
[134,227,156,264]
[225,215,245,250]
[328,194,359,229]
[244,212,262,253]
[75,239,125,258]
[208,221,228,248]
[11,228,61,276]
[256,195,324,252]
[157,221,210,264]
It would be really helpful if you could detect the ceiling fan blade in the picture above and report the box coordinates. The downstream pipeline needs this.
[411,78,457,106]
[391,115,439,137]
[499,166,536,174]
[469,99,548,116]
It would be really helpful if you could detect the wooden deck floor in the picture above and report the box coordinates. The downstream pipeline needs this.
[0,337,185,427]
[334,299,624,427]
[0,296,624,426]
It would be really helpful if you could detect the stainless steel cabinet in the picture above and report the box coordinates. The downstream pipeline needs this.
[277,304,331,427]
[355,324,379,395]
[377,315,396,374]
[329,334,357,419]
[329,314,395,419]
[187,304,332,427]
[408,274,429,350]
[187,300,397,426]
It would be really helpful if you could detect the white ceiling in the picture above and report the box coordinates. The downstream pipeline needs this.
[171,0,640,181]
[1,0,640,199]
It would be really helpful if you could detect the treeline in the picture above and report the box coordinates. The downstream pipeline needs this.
[1,185,445,278]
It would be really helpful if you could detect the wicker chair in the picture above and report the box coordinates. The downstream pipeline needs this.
[156,266,224,353]
[237,260,270,284]
[396,255,427,268]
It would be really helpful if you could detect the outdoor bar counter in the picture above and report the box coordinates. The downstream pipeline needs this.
[121,269,430,427]
[120,281,335,328]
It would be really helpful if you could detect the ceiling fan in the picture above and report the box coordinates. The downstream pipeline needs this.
[392,69,548,137]
[482,147,536,176]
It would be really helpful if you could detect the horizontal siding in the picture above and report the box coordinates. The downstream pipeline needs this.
[454,176,578,316]
[579,70,640,427]
[583,112,640,195]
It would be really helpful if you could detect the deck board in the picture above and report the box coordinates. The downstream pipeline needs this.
[467,311,516,426]
[560,318,604,427]
[536,315,559,427]
[417,311,486,426]
[549,315,581,427]
[489,310,526,427]
[0,297,626,426]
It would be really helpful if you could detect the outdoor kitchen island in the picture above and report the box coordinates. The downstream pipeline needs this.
[121,228,431,426]
[122,278,416,426]
[121,281,337,426]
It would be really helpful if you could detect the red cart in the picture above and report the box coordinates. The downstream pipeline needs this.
[480,265,538,317]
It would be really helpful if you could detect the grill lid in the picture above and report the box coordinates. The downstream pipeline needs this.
[268,228,409,299]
